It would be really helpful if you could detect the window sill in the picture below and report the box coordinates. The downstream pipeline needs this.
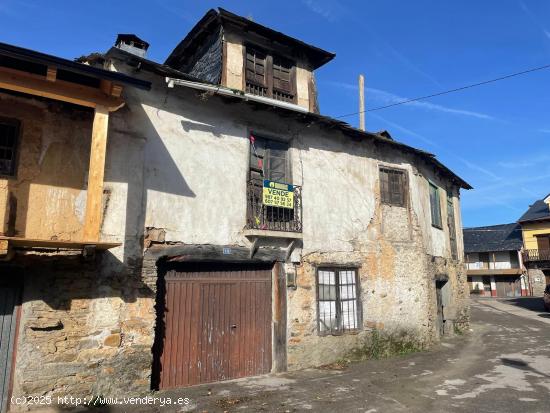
[243,229,303,239]
[318,330,360,337]
[432,224,443,230]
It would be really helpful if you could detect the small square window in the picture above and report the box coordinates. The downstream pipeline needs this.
[317,268,361,335]
[380,167,407,207]
[0,118,20,177]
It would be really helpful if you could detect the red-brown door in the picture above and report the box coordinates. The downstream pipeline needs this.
[157,263,272,389]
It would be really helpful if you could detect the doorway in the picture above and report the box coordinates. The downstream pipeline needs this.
[0,280,21,413]
[153,262,273,389]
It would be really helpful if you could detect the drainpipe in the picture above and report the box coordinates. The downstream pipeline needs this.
[166,77,309,114]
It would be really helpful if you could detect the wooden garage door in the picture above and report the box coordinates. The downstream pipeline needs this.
[495,276,521,297]
[157,263,272,389]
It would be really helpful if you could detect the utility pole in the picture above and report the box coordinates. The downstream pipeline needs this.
[359,74,365,131]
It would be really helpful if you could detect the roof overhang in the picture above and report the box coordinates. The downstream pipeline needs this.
[0,41,151,111]
[165,76,472,190]
[165,8,335,71]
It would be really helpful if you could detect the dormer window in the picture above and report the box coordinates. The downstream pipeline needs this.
[245,45,296,103]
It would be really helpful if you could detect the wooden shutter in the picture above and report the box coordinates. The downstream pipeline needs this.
[430,183,442,228]
[380,168,406,206]
[245,48,267,86]
[272,57,293,93]
[537,235,550,251]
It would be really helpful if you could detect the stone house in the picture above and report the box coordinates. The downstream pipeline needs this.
[518,193,550,296]
[463,223,527,297]
[0,8,471,409]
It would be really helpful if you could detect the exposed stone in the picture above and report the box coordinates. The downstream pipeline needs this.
[103,334,122,347]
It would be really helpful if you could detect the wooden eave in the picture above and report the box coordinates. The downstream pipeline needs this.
[0,66,125,111]
[0,236,120,250]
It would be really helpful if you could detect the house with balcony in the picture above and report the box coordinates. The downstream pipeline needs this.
[1,8,472,407]
[518,193,550,296]
[463,223,526,297]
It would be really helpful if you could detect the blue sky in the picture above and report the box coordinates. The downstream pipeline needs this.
[2,0,550,227]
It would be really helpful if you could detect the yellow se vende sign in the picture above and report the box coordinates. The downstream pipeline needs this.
[263,180,294,209]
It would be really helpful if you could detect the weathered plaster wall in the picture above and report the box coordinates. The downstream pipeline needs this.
[9,55,469,402]
[222,31,244,91]
[0,93,92,240]
[295,64,312,111]
[114,71,468,369]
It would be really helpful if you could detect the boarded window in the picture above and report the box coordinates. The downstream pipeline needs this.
[0,118,20,177]
[447,194,457,259]
[317,268,360,335]
[430,182,442,228]
[380,167,406,207]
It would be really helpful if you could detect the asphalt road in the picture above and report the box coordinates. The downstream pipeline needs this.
[42,297,550,413]
[167,297,550,413]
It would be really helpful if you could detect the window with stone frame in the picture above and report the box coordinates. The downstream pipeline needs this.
[317,268,361,336]
[0,118,20,177]
[379,167,407,207]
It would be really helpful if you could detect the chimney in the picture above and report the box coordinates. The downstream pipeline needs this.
[544,194,550,211]
[115,34,149,58]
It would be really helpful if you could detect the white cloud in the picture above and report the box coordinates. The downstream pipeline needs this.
[325,81,496,121]
[301,0,347,22]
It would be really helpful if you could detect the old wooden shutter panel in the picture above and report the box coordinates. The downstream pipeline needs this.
[537,235,550,251]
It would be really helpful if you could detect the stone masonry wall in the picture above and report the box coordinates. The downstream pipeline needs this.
[10,252,156,406]
[527,268,547,296]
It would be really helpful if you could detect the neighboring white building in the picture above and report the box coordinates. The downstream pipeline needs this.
[464,223,527,297]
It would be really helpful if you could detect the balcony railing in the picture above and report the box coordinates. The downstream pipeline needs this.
[522,249,550,262]
[246,180,302,233]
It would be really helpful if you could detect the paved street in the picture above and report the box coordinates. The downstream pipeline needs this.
[156,297,550,413]
[36,297,550,413]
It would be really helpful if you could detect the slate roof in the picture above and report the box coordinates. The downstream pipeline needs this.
[463,223,523,253]
[518,195,550,223]
[165,8,335,70]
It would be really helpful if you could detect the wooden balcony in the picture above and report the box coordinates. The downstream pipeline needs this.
[522,249,550,263]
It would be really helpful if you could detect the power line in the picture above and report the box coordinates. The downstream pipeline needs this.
[333,62,550,119]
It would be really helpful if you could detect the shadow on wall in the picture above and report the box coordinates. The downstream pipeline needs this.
[7,253,154,312]
[106,90,197,270]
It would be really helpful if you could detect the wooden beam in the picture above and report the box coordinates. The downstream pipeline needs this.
[83,105,109,241]
[0,66,124,111]
[0,236,119,251]
[46,66,57,82]
[111,84,123,98]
